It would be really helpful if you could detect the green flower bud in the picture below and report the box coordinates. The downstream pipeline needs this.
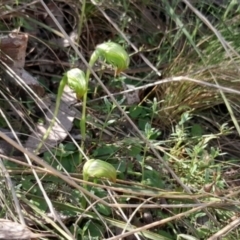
[83,159,116,182]
[95,42,130,76]
[65,68,87,99]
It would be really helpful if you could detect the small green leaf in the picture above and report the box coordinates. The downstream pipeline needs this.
[95,42,130,76]
[129,106,145,118]
[96,203,112,216]
[191,124,203,137]
[83,220,104,239]
[93,144,118,157]
[65,68,87,99]
[177,234,198,240]
[83,159,116,182]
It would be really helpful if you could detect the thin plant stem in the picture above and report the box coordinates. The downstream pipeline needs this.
[79,51,99,162]
[77,0,86,45]
[99,104,115,141]
[35,77,67,153]
[141,100,157,183]
[141,144,148,182]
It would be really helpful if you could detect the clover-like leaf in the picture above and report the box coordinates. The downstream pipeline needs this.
[83,159,116,182]
[95,42,130,76]
[65,68,87,99]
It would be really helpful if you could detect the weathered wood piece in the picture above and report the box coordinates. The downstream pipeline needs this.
[0,33,77,154]
[0,32,28,68]
[0,33,45,97]
[0,219,46,239]
[24,86,78,153]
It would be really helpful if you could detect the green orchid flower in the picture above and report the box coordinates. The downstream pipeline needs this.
[92,42,130,76]
[65,68,87,99]
[83,159,117,182]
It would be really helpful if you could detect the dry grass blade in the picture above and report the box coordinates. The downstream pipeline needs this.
[0,159,25,225]
[87,75,240,104]
[0,102,74,238]
[182,0,240,60]
[0,131,109,206]
[207,217,240,240]
[107,201,219,240]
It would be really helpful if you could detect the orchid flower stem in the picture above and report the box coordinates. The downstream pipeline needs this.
[80,53,99,208]
[79,52,99,162]
[35,77,67,153]
[78,0,86,39]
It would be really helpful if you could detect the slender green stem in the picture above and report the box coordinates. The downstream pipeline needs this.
[99,107,114,141]
[79,70,90,159]
[80,92,87,141]
[35,77,67,153]
[141,144,148,183]
[81,174,88,209]
[77,0,86,45]
[79,51,99,208]
[79,51,99,162]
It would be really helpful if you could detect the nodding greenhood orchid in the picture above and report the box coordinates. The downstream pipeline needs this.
[65,68,87,99]
[92,42,130,76]
[83,159,117,183]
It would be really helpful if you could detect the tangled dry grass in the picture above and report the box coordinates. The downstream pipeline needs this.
[1,0,240,239]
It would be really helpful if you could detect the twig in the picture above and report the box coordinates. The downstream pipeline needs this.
[0,159,25,225]
[87,75,240,104]
[106,201,218,240]
[207,217,240,240]
[0,109,74,239]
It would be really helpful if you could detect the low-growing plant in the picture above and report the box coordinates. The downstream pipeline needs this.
[36,41,130,186]
[166,112,229,192]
